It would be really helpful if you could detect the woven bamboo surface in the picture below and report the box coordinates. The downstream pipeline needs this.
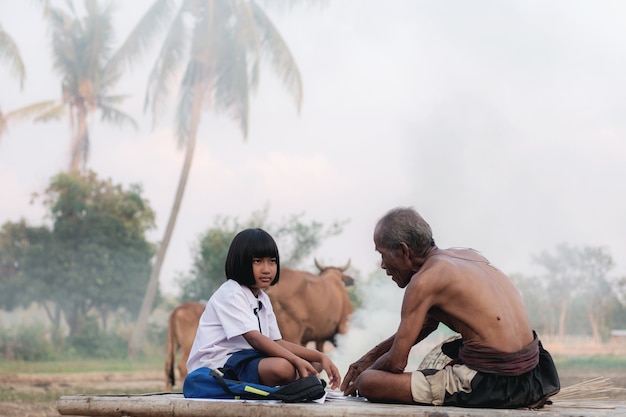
[57,393,626,417]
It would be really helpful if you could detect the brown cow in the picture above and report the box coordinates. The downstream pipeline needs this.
[164,302,204,391]
[266,259,354,352]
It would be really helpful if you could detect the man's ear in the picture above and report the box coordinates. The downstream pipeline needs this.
[398,242,411,258]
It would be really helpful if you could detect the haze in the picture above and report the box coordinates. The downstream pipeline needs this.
[1,0,624,297]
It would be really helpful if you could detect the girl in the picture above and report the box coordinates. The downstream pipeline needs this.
[186,228,341,389]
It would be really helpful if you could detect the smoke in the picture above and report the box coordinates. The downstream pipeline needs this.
[328,272,454,379]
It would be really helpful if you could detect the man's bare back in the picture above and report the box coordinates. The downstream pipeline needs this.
[414,248,534,353]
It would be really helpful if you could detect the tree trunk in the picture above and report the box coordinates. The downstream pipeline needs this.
[558,298,568,341]
[128,91,203,358]
[69,107,87,172]
[588,310,601,343]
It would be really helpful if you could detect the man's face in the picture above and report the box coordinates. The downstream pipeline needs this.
[374,225,411,288]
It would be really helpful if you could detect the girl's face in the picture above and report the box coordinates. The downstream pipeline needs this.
[250,256,277,295]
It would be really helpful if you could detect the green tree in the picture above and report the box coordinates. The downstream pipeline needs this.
[574,246,615,341]
[125,0,315,356]
[32,0,138,172]
[177,207,346,302]
[509,272,555,336]
[0,220,51,311]
[0,171,156,340]
[532,243,616,340]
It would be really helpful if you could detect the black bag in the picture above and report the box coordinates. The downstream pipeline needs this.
[184,367,326,402]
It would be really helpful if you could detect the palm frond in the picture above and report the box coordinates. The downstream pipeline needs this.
[0,100,59,138]
[234,1,262,91]
[0,24,27,89]
[34,104,66,123]
[100,94,132,105]
[98,105,138,130]
[176,60,207,146]
[213,42,250,138]
[145,9,188,122]
[2,100,58,124]
[47,6,79,80]
[256,0,329,13]
[250,1,303,111]
[194,2,253,138]
[84,0,118,91]
[109,0,176,75]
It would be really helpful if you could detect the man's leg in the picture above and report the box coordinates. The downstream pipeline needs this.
[356,369,413,403]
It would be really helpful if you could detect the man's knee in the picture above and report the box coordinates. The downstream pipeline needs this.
[356,369,379,398]
[358,370,414,403]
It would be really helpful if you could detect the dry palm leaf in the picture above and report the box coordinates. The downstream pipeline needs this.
[552,376,618,402]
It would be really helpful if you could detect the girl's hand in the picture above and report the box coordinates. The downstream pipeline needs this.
[294,357,320,380]
[319,355,342,390]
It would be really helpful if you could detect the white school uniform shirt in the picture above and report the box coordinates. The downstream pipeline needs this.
[186,279,282,374]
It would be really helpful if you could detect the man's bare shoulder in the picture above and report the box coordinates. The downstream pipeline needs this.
[410,248,497,296]
[417,248,475,273]
[437,247,490,262]
[408,252,459,290]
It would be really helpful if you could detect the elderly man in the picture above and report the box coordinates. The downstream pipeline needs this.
[341,207,559,408]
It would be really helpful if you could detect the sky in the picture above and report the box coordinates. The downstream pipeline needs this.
[1,0,625,302]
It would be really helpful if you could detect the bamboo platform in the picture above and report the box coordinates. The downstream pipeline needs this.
[57,392,626,417]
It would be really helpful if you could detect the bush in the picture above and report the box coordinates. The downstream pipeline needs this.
[0,323,56,361]
[66,317,128,359]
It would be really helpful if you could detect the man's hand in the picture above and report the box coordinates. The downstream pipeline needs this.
[340,356,372,396]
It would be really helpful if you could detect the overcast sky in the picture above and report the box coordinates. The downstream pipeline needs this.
[1,0,625,297]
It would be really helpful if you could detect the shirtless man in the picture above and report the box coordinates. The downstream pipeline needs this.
[341,207,560,408]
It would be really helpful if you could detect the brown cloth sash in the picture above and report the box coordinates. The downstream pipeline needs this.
[458,333,540,376]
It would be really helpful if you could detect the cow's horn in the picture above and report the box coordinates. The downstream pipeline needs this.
[340,259,351,271]
[314,258,326,271]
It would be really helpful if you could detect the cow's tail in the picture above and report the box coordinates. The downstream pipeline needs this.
[164,311,177,391]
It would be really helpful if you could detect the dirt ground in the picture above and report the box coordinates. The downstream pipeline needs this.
[1,367,626,417]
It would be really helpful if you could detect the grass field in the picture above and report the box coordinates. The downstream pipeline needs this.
[0,357,162,375]
[0,357,164,403]
[553,355,626,371]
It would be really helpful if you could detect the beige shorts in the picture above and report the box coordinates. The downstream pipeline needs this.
[410,364,478,405]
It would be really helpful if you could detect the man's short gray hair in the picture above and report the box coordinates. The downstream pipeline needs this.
[376,207,435,255]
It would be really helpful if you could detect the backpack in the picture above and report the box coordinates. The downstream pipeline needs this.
[183,367,326,402]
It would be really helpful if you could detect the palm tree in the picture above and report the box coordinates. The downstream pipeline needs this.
[125,0,307,356]
[34,0,138,172]
[0,23,55,140]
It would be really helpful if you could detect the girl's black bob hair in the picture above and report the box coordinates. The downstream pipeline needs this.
[225,228,280,287]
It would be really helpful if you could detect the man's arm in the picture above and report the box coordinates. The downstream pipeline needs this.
[415,314,440,344]
[340,333,396,393]
[371,277,438,373]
